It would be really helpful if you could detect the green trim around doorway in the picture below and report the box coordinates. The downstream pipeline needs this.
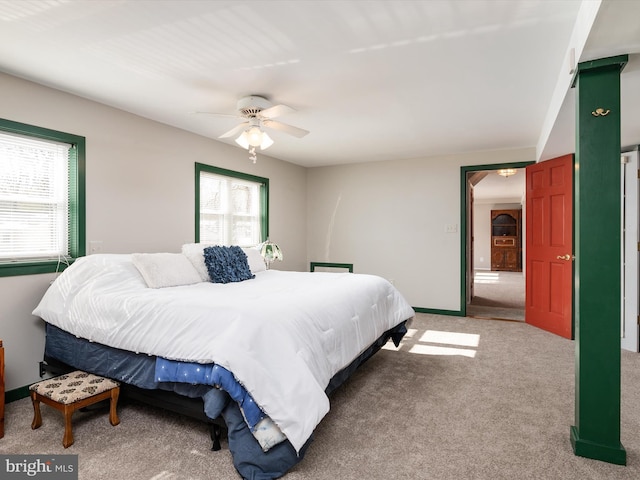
[459,161,535,316]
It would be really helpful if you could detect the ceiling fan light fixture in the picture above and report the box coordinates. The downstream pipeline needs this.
[259,131,273,150]
[497,168,517,178]
[212,95,306,162]
[235,127,273,151]
[235,132,250,149]
[246,126,264,147]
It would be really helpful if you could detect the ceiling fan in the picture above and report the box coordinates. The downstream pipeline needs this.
[198,95,309,162]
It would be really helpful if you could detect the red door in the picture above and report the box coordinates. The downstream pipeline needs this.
[526,154,573,339]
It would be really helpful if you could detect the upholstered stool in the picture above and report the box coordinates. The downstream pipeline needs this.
[30,371,120,448]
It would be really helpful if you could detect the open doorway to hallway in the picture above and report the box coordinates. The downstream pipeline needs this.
[467,270,524,321]
[465,166,526,322]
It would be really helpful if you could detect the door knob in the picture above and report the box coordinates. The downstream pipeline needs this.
[556,254,573,261]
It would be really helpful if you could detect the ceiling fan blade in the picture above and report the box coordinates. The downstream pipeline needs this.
[259,104,294,119]
[263,119,309,138]
[218,122,249,139]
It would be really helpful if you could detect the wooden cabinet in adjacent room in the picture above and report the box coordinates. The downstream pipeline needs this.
[491,209,522,272]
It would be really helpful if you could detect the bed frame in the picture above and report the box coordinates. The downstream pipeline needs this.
[42,320,407,452]
[43,355,227,449]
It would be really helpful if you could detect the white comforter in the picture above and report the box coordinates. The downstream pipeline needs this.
[33,254,414,452]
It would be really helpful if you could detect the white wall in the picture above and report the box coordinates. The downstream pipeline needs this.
[0,72,537,391]
[473,201,523,270]
[306,148,535,311]
[0,72,307,391]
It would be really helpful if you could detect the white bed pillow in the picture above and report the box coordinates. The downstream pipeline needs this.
[182,243,267,280]
[242,247,267,274]
[182,243,216,281]
[132,253,202,289]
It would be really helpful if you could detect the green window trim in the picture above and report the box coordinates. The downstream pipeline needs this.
[194,162,269,244]
[0,118,86,278]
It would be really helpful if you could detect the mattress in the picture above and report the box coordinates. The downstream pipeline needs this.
[33,253,415,452]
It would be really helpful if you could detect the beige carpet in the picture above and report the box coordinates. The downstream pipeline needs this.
[468,270,525,321]
[2,313,639,479]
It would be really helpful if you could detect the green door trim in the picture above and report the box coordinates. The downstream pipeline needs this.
[459,161,534,316]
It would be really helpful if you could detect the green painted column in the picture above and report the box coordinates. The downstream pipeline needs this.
[570,55,628,465]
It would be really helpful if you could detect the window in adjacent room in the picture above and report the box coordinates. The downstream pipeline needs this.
[0,119,85,277]
[195,163,268,246]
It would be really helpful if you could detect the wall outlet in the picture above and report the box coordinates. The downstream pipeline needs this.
[89,240,103,254]
[444,224,458,233]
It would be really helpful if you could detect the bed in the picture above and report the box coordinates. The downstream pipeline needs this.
[33,247,414,479]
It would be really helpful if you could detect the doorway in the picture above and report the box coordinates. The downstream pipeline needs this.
[460,162,533,321]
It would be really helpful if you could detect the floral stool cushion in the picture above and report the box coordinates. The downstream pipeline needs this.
[30,371,120,404]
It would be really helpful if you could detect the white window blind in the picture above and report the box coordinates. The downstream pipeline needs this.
[199,171,261,246]
[0,131,71,262]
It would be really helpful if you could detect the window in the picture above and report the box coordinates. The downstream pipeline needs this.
[0,119,85,277]
[195,163,268,246]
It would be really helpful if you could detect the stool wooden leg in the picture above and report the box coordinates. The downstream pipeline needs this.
[109,387,120,426]
[30,392,42,430]
[62,405,74,448]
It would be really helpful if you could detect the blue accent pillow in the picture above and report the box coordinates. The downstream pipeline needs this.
[203,246,255,284]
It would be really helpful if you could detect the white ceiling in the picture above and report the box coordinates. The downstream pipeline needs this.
[0,0,638,168]
[473,169,525,202]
